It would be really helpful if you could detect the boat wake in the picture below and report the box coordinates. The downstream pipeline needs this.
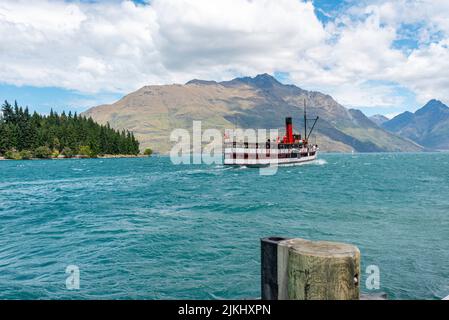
[313,159,327,166]
[222,158,327,169]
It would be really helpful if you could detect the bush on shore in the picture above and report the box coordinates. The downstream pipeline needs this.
[5,150,22,160]
[61,147,74,158]
[78,145,97,158]
[19,150,33,160]
[144,148,153,156]
[34,146,52,159]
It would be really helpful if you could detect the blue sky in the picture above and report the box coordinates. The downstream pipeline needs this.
[0,85,122,114]
[1,0,449,118]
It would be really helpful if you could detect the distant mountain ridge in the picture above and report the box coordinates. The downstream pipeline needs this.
[370,114,390,127]
[83,74,422,153]
[382,99,449,150]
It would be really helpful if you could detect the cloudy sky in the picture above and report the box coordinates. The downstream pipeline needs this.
[1,0,449,117]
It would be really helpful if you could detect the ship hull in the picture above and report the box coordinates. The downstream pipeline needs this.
[223,152,318,167]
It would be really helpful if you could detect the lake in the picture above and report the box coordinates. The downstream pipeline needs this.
[0,153,448,299]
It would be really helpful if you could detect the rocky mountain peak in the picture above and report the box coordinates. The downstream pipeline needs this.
[415,99,449,116]
[185,79,218,86]
[220,73,282,88]
[369,114,390,126]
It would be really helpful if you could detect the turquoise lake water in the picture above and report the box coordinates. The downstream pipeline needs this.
[0,153,448,299]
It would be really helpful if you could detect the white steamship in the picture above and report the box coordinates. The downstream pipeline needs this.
[223,103,319,167]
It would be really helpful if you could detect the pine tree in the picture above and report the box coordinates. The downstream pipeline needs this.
[1,101,14,123]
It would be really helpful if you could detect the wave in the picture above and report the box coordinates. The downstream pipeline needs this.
[313,159,327,165]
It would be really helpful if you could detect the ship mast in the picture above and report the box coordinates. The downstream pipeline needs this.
[304,99,307,142]
[303,98,319,142]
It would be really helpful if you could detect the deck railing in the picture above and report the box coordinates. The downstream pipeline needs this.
[223,141,306,149]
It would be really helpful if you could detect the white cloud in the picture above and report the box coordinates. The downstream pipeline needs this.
[0,0,326,93]
[323,82,408,109]
[390,40,449,104]
[304,0,449,107]
[0,0,449,110]
[0,0,159,93]
[151,0,327,83]
[77,56,110,76]
[0,1,86,32]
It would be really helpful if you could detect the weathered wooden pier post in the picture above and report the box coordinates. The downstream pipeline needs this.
[261,237,360,300]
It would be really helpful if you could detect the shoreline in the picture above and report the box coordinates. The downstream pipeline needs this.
[0,154,149,161]
[98,154,148,159]
[2,151,448,161]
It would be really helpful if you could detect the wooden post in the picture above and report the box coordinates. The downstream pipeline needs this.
[261,237,360,300]
[261,237,291,300]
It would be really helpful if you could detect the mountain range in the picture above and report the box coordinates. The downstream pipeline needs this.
[369,114,390,127]
[83,74,423,153]
[381,99,449,150]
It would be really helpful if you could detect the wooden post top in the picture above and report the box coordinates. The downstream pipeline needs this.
[261,236,362,300]
[279,238,360,258]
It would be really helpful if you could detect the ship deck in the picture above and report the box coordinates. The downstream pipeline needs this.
[223,142,318,166]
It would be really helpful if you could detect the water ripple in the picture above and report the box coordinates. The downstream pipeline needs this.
[0,154,448,299]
